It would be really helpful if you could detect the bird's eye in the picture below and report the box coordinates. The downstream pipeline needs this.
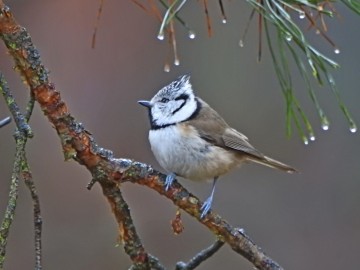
[160,97,170,103]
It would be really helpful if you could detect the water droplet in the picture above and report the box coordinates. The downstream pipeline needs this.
[315,29,320,35]
[188,30,196,39]
[239,39,244,47]
[350,126,357,133]
[334,48,340,54]
[157,32,165,41]
[321,124,329,131]
[222,19,227,24]
[309,134,316,141]
[299,11,305,19]
[285,32,292,42]
[328,76,335,86]
[303,138,309,145]
[164,63,170,72]
[174,59,180,66]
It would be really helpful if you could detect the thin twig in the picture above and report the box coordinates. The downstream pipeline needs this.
[22,157,42,270]
[0,116,11,128]
[128,254,166,270]
[23,94,42,270]
[176,239,225,270]
[0,74,33,137]
[202,0,212,37]
[92,0,105,49]
[0,134,22,268]
[0,73,40,269]
[0,75,26,268]
[218,0,227,23]
[24,93,35,122]
[148,254,166,270]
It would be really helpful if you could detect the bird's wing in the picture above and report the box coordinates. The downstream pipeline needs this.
[189,98,264,159]
[222,128,264,158]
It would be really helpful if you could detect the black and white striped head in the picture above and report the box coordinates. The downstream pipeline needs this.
[138,74,199,129]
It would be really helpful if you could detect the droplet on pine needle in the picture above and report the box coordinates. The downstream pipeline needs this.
[321,123,329,131]
[157,32,165,41]
[164,63,170,72]
[285,32,293,42]
[349,123,357,133]
[188,30,196,39]
[239,39,244,47]
[303,137,309,145]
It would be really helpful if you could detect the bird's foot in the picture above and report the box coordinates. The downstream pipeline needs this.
[165,173,176,191]
[200,196,213,219]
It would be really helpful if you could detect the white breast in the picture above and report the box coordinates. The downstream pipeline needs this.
[149,124,242,181]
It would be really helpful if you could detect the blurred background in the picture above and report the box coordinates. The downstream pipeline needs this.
[0,1,359,269]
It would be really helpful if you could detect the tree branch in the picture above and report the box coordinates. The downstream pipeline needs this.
[22,96,42,270]
[0,116,11,128]
[0,74,32,137]
[176,239,225,270]
[0,2,283,270]
[0,132,22,268]
[118,160,283,270]
[0,74,38,268]
[22,155,42,270]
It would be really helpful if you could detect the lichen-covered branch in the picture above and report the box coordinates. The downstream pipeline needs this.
[100,180,150,269]
[0,3,150,269]
[0,133,22,268]
[0,74,33,137]
[0,75,38,268]
[0,2,283,270]
[22,154,42,270]
[176,239,225,270]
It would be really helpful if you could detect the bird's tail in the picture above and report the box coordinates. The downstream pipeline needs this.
[248,155,297,173]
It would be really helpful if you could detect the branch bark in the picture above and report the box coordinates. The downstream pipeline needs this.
[0,2,283,270]
[0,74,39,269]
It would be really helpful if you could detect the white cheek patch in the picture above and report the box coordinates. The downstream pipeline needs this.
[152,98,197,127]
[151,106,163,122]
[166,98,196,124]
[171,100,185,115]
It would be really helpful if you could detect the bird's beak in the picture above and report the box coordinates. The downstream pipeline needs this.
[138,100,152,108]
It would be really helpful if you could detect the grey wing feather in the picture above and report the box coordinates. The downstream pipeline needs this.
[191,98,264,158]
[223,128,297,173]
[222,128,264,158]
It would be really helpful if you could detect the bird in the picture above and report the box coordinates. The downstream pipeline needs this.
[138,74,296,218]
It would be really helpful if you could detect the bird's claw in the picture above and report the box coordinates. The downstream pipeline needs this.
[200,196,213,218]
[165,173,176,191]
